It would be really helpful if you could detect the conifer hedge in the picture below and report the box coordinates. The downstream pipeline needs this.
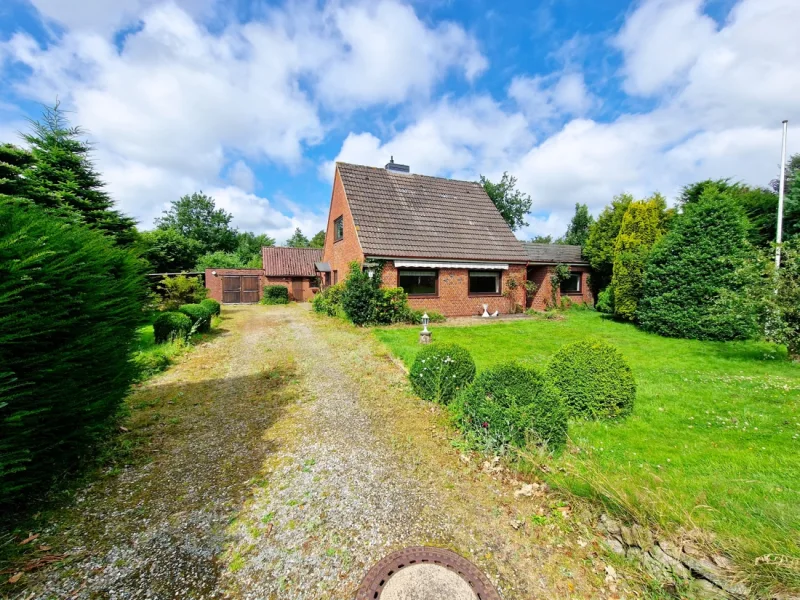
[638,189,757,340]
[0,199,144,507]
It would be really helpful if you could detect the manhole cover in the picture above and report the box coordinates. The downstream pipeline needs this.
[356,547,501,600]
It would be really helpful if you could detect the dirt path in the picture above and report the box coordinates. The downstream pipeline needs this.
[16,305,646,599]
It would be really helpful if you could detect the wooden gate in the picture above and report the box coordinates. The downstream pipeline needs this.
[222,275,260,304]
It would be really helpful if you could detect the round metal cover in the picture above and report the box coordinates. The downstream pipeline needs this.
[356,547,501,600]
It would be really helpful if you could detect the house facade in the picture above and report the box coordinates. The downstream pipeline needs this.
[523,243,593,310]
[321,161,529,317]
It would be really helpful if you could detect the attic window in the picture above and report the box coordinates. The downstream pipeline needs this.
[334,216,344,242]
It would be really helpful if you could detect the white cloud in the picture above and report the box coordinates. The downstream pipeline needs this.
[509,72,596,123]
[228,160,256,193]
[1,0,484,232]
[613,0,717,96]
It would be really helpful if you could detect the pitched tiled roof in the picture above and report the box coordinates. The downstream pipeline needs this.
[336,162,529,263]
[262,247,323,276]
[523,243,587,265]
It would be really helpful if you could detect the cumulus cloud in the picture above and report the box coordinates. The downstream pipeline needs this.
[1,0,485,232]
[509,72,596,123]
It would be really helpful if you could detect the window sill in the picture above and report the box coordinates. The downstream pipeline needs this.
[408,294,439,298]
[468,293,503,297]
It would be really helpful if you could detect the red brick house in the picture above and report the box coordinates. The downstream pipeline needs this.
[205,247,322,304]
[321,160,530,317]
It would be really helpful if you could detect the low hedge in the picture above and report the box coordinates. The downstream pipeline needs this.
[200,298,221,316]
[179,303,212,333]
[312,282,345,316]
[153,311,193,343]
[407,309,446,324]
[453,363,567,453]
[409,343,475,404]
[546,339,636,420]
[262,285,289,305]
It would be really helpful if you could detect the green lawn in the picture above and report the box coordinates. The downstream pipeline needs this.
[375,311,800,592]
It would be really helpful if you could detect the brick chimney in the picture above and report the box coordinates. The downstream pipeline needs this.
[385,156,410,173]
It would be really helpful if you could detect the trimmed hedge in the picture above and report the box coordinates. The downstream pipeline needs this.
[453,363,567,453]
[262,285,289,305]
[153,311,193,343]
[546,339,636,420]
[409,343,476,404]
[200,298,221,316]
[0,199,145,506]
[179,303,211,333]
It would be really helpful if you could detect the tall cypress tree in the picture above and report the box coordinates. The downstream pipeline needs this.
[20,103,137,246]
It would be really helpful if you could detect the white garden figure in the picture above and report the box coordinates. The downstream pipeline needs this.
[482,304,490,318]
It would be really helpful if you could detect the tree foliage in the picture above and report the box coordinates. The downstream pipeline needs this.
[611,197,665,320]
[584,193,633,295]
[237,231,274,258]
[638,189,757,341]
[309,230,325,248]
[480,172,532,231]
[341,261,381,325]
[529,234,553,243]
[14,104,137,246]
[286,227,310,247]
[138,228,203,273]
[155,192,238,254]
[0,199,145,506]
[560,203,594,246]
[194,250,261,271]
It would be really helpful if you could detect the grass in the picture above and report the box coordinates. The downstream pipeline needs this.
[375,310,800,594]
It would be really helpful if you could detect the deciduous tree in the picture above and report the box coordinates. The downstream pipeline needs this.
[480,172,532,231]
[138,228,203,273]
[156,192,238,254]
[309,230,325,248]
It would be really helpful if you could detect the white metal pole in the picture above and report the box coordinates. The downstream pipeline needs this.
[775,119,788,269]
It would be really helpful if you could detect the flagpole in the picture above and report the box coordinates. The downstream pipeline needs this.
[775,119,788,269]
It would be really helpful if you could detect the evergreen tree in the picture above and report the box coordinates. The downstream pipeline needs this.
[286,227,310,247]
[561,203,594,246]
[156,192,238,254]
[0,143,35,197]
[638,189,756,341]
[20,104,137,246]
[611,198,664,320]
[584,193,633,294]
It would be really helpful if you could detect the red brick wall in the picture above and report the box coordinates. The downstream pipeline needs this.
[527,266,593,310]
[205,269,266,303]
[382,263,527,317]
[263,276,319,302]
[322,168,364,285]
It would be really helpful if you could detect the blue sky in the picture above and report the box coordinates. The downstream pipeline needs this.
[1,0,798,244]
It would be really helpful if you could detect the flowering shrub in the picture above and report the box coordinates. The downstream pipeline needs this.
[452,363,566,453]
[546,339,636,420]
[409,343,475,404]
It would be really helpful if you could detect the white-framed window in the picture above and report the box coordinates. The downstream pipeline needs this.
[469,270,501,295]
[560,273,581,294]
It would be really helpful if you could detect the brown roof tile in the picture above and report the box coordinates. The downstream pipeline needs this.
[262,247,323,276]
[336,162,529,263]
[523,243,587,264]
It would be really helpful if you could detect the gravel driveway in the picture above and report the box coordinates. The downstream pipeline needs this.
[12,305,642,599]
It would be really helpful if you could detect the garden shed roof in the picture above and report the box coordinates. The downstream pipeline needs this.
[262,247,323,277]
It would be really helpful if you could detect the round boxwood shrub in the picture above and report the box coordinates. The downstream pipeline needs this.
[179,303,211,333]
[545,339,636,420]
[409,343,476,404]
[153,311,193,343]
[200,298,221,316]
[453,363,567,453]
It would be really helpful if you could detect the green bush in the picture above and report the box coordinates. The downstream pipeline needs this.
[452,363,566,453]
[153,311,193,343]
[595,286,614,314]
[200,298,221,316]
[638,189,757,340]
[342,261,380,325]
[179,303,212,333]
[545,339,636,420]
[159,274,207,311]
[0,199,145,506]
[406,309,447,324]
[261,285,289,305]
[312,282,345,316]
[409,343,476,404]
